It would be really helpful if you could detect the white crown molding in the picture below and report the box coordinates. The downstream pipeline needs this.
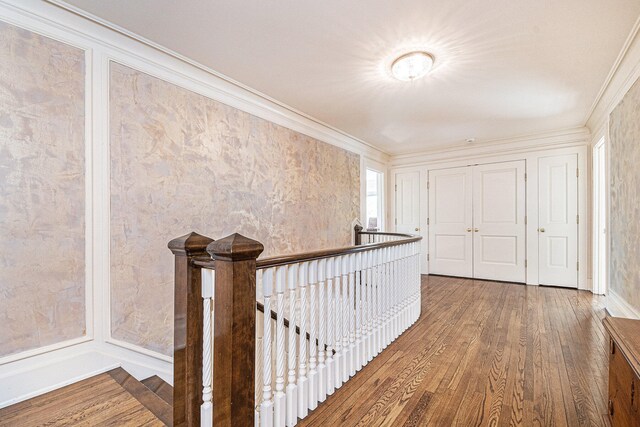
[586,14,640,133]
[390,127,590,167]
[607,289,640,320]
[2,0,388,163]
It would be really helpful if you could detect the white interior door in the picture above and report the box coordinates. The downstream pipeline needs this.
[538,155,578,288]
[395,171,420,234]
[428,167,473,278]
[472,161,526,282]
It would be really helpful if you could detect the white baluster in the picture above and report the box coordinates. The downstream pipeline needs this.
[383,246,391,348]
[355,252,364,371]
[416,242,421,320]
[317,258,327,403]
[333,256,343,389]
[274,266,287,427]
[261,268,275,427]
[200,269,214,427]
[286,264,298,427]
[307,260,318,410]
[348,254,356,377]
[378,248,387,354]
[341,255,350,382]
[361,251,369,364]
[325,257,335,395]
[401,245,407,332]
[297,263,309,418]
[400,245,405,335]
[405,243,410,324]
[392,245,399,340]
[364,250,373,363]
[375,248,383,356]
[402,244,409,331]
[392,246,397,338]
[256,299,264,421]
[399,245,405,333]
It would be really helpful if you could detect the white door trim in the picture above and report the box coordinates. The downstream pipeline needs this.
[592,136,609,295]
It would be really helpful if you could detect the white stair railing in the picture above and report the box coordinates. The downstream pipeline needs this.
[253,237,421,427]
[187,231,421,427]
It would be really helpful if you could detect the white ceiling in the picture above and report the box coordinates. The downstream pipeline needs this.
[63,0,640,154]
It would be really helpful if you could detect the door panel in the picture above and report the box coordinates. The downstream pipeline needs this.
[428,167,473,277]
[395,171,420,234]
[538,155,578,288]
[473,161,526,282]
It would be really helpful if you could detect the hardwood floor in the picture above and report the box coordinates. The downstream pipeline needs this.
[301,275,611,426]
[0,368,170,426]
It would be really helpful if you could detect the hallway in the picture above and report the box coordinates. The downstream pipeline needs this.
[300,275,610,426]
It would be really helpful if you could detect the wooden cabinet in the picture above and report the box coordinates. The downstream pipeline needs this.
[604,317,640,426]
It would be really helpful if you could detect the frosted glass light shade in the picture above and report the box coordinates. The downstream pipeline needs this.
[391,51,434,81]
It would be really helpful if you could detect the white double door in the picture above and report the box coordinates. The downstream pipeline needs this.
[428,161,526,282]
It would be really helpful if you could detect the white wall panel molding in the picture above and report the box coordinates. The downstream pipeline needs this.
[0,0,383,400]
[0,0,96,368]
[31,0,388,163]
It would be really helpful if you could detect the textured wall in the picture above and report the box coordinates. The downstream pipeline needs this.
[110,63,360,355]
[610,75,640,314]
[0,22,86,357]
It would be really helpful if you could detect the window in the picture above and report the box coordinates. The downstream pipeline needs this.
[365,169,384,231]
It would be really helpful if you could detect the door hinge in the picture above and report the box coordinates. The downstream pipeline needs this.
[525,260,527,268]
[576,168,579,178]
[427,254,430,261]
[577,261,579,271]
[427,218,430,225]
[524,173,527,182]
[577,214,579,224]
[427,181,430,190]
[525,215,527,225]
[395,184,397,191]
[395,218,397,225]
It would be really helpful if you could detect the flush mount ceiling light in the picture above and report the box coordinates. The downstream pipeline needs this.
[390,51,434,81]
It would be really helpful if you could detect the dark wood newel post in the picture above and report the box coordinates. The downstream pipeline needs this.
[207,233,264,427]
[354,224,363,245]
[169,232,214,427]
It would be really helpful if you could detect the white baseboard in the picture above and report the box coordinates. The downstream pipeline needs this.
[100,338,173,384]
[0,339,173,409]
[607,290,640,319]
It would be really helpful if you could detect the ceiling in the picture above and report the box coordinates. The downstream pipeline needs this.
[63,0,640,154]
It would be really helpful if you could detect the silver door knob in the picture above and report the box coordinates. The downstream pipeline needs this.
[415,227,420,232]
[474,228,479,232]
[538,228,545,233]
[466,228,472,232]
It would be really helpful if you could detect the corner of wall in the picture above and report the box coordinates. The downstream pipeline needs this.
[607,289,640,319]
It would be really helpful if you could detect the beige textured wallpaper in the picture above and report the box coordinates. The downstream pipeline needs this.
[610,75,640,314]
[0,22,86,357]
[109,63,360,355]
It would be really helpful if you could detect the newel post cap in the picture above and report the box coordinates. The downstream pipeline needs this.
[207,233,264,262]
[168,231,214,256]
[354,224,364,233]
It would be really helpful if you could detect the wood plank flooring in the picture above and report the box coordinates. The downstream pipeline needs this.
[301,275,611,426]
[0,369,167,427]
